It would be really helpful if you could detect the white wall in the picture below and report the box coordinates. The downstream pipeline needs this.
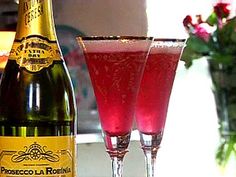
[53,0,148,36]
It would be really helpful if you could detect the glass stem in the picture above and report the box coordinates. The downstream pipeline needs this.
[139,132,162,177]
[111,156,124,177]
[143,148,158,177]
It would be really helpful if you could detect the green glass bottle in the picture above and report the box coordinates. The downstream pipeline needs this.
[0,0,77,176]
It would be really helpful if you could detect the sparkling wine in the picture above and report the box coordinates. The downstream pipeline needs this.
[85,51,147,136]
[136,41,184,134]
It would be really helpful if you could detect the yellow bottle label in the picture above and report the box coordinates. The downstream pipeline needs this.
[10,35,62,72]
[10,0,63,72]
[0,136,76,177]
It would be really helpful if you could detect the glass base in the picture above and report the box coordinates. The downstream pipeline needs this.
[139,132,163,150]
[103,132,131,158]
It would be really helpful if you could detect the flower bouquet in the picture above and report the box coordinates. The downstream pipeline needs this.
[182,1,236,169]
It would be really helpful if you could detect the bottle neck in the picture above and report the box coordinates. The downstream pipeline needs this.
[9,0,63,73]
[15,0,57,41]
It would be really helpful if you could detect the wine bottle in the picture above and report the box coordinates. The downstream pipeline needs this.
[0,0,77,177]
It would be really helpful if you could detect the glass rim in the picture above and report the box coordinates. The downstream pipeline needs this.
[153,38,186,42]
[76,36,154,41]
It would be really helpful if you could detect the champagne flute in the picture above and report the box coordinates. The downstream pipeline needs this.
[135,38,186,177]
[77,36,153,177]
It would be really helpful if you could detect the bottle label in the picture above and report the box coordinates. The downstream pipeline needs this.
[0,136,76,177]
[10,35,62,72]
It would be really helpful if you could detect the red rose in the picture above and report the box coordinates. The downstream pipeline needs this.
[214,2,231,18]
[183,15,194,29]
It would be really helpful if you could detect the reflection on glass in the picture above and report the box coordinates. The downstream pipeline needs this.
[0,31,15,71]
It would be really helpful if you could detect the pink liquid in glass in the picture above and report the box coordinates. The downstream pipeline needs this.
[135,41,184,135]
[85,51,148,136]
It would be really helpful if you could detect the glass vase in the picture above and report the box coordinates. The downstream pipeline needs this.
[208,60,236,173]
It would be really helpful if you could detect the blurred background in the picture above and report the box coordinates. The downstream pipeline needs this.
[0,0,235,176]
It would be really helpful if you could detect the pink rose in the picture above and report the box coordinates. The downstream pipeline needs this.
[193,23,212,42]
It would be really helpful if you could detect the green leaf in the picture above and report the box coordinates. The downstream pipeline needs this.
[181,45,202,59]
[216,142,227,166]
[211,53,234,65]
[206,12,218,26]
[228,104,236,119]
[216,139,235,167]
[231,32,236,43]
[180,36,210,68]
[217,18,236,49]
[187,35,210,53]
